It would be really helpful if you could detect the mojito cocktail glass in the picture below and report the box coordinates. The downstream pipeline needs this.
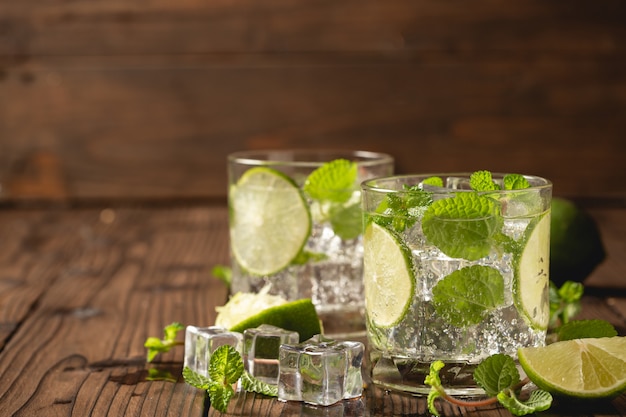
[361,172,552,395]
[228,150,393,337]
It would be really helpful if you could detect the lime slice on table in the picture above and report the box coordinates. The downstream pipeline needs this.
[518,337,626,398]
[363,222,415,328]
[215,291,322,342]
[514,213,551,330]
[230,167,311,276]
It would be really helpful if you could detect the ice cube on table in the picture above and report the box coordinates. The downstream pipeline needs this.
[243,324,299,385]
[281,397,365,417]
[183,326,243,377]
[278,334,364,406]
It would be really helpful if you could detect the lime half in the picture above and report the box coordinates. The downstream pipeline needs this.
[519,337,626,398]
[215,291,322,342]
[230,167,311,276]
[363,222,415,328]
[514,213,551,330]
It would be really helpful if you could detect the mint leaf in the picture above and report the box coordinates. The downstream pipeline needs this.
[212,265,232,287]
[304,159,357,203]
[473,354,520,397]
[291,250,327,265]
[241,371,279,397]
[209,345,244,385]
[549,280,584,328]
[208,381,235,413]
[182,366,212,390]
[144,322,184,362]
[497,389,552,416]
[422,193,501,260]
[557,319,617,341]
[432,265,505,327]
[470,170,500,191]
[422,176,444,187]
[503,174,530,190]
[329,202,362,239]
[374,185,432,232]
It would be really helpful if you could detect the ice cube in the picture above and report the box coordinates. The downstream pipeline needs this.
[278,334,364,406]
[281,397,366,416]
[183,325,243,377]
[243,324,299,385]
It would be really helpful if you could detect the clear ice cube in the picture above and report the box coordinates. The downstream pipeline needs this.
[183,326,243,377]
[278,334,364,406]
[243,324,299,385]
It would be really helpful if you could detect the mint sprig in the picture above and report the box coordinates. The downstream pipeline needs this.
[183,345,278,413]
[425,355,553,416]
[373,185,432,232]
[144,322,185,362]
[549,280,584,329]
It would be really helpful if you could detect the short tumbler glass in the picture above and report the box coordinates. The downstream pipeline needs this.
[361,173,552,395]
[228,149,393,337]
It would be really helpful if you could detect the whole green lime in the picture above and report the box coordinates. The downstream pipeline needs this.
[550,197,606,286]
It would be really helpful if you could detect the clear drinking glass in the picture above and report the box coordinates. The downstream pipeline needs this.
[361,172,552,395]
[228,149,394,337]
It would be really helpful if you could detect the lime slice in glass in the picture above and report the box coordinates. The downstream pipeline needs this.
[215,291,321,342]
[230,167,311,276]
[363,222,415,328]
[514,213,551,330]
[518,337,626,398]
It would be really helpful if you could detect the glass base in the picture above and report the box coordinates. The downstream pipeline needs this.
[369,351,487,397]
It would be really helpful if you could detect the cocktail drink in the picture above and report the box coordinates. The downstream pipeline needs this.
[361,172,552,395]
[228,150,393,337]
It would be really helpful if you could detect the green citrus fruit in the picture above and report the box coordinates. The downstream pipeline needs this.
[518,337,626,399]
[229,167,311,276]
[363,222,415,328]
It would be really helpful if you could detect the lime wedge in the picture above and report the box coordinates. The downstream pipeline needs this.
[514,213,551,330]
[363,222,415,327]
[215,291,322,342]
[518,337,626,398]
[229,167,311,276]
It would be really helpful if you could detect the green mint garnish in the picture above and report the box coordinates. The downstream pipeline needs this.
[144,322,184,362]
[549,280,584,329]
[241,370,279,397]
[329,202,363,239]
[474,354,520,396]
[557,319,617,341]
[470,170,500,191]
[212,265,232,287]
[426,354,552,417]
[291,250,328,265]
[422,193,501,261]
[497,389,553,416]
[432,265,505,327]
[503,174,530,190]
[373,185,433,232]
[303,159,357,204]
[183,345,278,413]
[422,176,444,187]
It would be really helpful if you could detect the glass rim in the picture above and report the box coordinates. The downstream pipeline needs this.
[228,149,394,168]
[361,172,552,194]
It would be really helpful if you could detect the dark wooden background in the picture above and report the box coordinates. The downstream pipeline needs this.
[1,0,625,204]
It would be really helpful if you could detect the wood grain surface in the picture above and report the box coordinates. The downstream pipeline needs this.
[1,0,625,202]
[0,205,624,416]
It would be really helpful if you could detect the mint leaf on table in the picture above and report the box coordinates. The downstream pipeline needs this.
[432,265,505,327]
[474,354,520,397]
[183,366,212,390]
[557,319,617,341]
[497,389,553,416]
[241,371,279,397]
[209,344,244,387]
[144,322,184,362]
[422,193,502,261]
[303,159,357,203]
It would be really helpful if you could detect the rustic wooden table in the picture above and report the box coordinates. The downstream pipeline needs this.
[0,204,624,416]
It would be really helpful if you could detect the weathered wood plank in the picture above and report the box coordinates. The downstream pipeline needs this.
[0,0,625,202]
